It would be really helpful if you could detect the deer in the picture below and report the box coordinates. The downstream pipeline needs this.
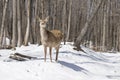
[37,16,63,62]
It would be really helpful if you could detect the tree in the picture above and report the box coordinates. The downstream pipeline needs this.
[62,0,67,45]
[0,0,8,48]
[12,0,17,48]
[66,0,72,41]
[30,0,38,44]
[24,0,30,46]
[17,0,22,47]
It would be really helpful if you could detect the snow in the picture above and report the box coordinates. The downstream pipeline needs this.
[0,42,120,80]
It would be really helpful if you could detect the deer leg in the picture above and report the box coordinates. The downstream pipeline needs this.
[55,46,59,62]
[44,46,47,62]
[49,47,52,62]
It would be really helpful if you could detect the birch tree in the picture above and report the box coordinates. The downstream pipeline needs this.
[24,0,30,46]
[12,0,17,48]
[0,0,8,48]
[66,0,72,41]
[17,0,22,47]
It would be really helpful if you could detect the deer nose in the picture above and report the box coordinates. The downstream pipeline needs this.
[41,22,45,25]
[41,23,45,25]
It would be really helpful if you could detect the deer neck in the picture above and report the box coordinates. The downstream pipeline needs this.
[40,27,48,40]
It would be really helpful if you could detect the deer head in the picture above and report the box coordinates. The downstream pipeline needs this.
[37,16,49,28]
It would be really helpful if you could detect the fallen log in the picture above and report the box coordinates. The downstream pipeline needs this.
[14,53,36,59]
[9,53,37,61]
[9,54,26,61]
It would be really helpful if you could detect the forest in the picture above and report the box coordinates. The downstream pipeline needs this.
[0,0,120,52]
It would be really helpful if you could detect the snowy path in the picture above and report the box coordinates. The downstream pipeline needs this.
[0,43,120,80]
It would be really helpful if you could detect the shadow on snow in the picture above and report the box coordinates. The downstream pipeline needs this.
[58,60,89,74]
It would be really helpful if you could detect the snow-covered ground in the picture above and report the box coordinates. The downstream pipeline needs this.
[0,42,120,80]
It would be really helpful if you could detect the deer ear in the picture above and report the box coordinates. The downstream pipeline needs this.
[36,16,42,22]
[45,16,49,22]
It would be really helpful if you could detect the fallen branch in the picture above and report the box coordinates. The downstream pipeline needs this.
[9,54,26,61]
[9,53,37,61]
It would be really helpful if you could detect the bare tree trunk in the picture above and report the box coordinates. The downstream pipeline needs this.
[12,0,17,48]
[74,0,105,50]
[41,0,44,18]
[66,0,72,41]
[102,1,108,51]
[17,0,22,47]
[31,0,38,44]
[53,0,56,29]
[62,0,67,45]
[24,0,30,46]
[0,0,8,47]
[3,28,6,48]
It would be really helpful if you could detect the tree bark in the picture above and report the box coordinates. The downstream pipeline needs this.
[0,0,8,47]
[62,0,67,45]
[66,0,72,41]
[24,0,30,46]
[17,0,22,47]
[41,0,44,18]
[12,0,17,48]
[31,0,38,44]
